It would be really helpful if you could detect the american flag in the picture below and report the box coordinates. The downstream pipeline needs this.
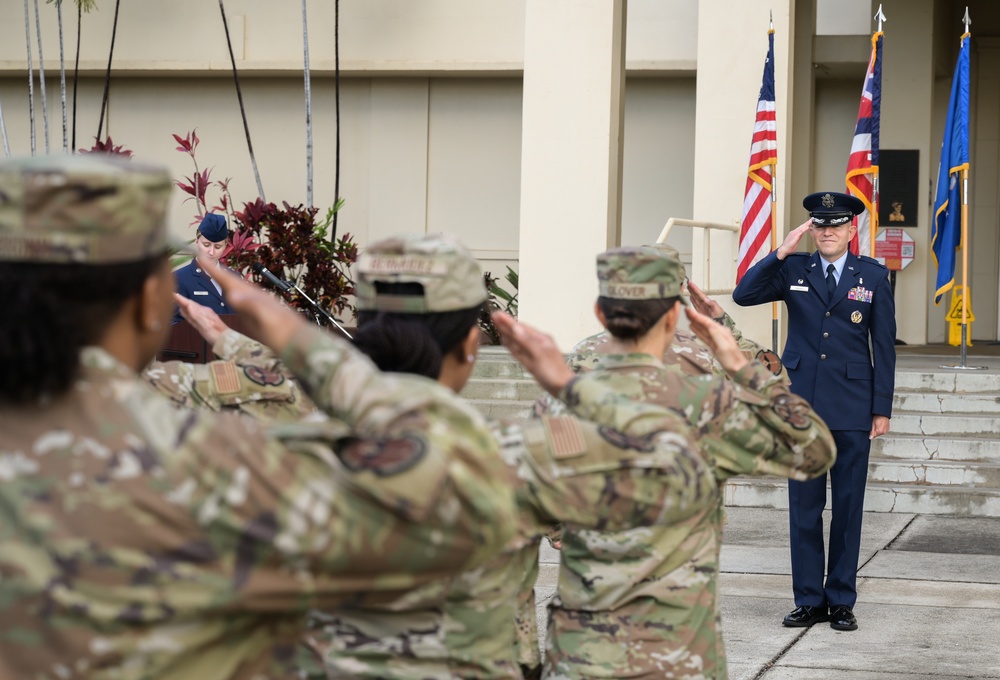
[737,29,777,285]
[845,31,883,257]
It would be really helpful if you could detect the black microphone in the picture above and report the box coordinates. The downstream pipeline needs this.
[251,262,292,292]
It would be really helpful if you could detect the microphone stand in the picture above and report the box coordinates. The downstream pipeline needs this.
[252,262,352,339]
[288,282,353,340]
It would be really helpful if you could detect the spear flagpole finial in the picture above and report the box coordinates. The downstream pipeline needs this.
[963,6,972,34]
[875,4,887,32]
[770,9,773,31]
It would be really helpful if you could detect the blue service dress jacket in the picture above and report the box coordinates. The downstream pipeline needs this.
[171,260,235,325]
[732,250,896,431]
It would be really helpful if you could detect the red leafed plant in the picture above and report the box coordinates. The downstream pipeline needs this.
[228,198,356,321]
[173,130,218,224]
[173,129,356,326]
[79,136,133,159]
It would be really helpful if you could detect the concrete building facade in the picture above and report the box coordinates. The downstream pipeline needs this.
[1,0,996,348]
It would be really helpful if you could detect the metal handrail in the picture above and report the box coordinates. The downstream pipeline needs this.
[655,217,739,296]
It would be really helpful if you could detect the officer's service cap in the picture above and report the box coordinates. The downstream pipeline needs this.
[596,246,687,305]
[0,154,182,264]
[356,233,488,314]
[197,213,228,243]
[803,191,865,227]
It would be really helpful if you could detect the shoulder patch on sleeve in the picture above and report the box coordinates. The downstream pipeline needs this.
[545,417,588,459]
[209,361,242,395]
[243,365,286,387]
[756,349,783,375]
[772,394,813,431]
[336,435,427,477]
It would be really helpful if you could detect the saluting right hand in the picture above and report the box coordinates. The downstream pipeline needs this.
[685,306,749,375]
[776,220,813,260]
[196,255,306,355]
[491,311,575,397]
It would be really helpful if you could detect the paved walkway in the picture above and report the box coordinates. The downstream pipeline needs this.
[535,507,1000,679]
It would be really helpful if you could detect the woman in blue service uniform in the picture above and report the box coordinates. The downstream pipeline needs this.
[172,213,232,324]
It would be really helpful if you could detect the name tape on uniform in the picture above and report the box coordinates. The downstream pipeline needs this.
[361,255,449,276]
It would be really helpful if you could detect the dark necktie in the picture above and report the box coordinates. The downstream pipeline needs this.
[826,263,837,298]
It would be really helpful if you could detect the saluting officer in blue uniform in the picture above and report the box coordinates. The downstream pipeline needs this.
[171,213,234,324]
[733,191,896,633]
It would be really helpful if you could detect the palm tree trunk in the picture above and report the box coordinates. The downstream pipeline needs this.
[301,0,313,208]
[0,96,11,157]
[71,1,82,150]
[332,0,341,239]
[56,0,69,152]
[24,0,37,155]
[218,0,265,201]
[96,0,122,142]
[33,0,51,153]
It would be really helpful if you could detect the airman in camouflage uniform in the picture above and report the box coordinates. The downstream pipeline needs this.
[536,247,836,679]
[565,243,785,380]
[0,155,523,680]
[143,328,325,424]
[305,235,719,680]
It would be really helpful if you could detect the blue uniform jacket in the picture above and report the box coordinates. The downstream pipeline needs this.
[733,250,896,431]
[171,260,234,324]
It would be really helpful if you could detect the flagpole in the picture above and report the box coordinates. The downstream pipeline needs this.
[959,14,971,368]
[960,164,969,366]
[770,174,778,353]
[869,6,886,258]
[941,11,982,371]
[769,15,779,353]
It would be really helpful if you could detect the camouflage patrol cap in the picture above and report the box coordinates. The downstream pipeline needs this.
[356,233,488,313]
[596,246,687,304]
[0,154,181,264]
[643,242,687,280]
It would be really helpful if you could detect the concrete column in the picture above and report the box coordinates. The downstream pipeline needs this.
[691,0,797,348]
[878,0,934,345]
[968,38,1000,340]
[517,0,626,349]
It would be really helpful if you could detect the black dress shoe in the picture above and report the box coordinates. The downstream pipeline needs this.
[782,605,829,627]
[829,605,858,631]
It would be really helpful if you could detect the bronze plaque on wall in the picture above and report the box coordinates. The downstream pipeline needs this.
[878,149,919,227]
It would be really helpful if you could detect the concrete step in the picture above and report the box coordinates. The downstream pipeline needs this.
[465,399,534,420]
[893,391,1000,413]
[887,412,1000,437]
[872,434,1000,463]
[471,360,529,380]
[460,378,543,402]
[472,347,528,378]
[869,458,1000,488]
[723,477,1000,517]
[895,369,1000,394]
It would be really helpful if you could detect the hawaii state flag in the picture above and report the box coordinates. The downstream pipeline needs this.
[845,31,883,256]
[736,29,777,284]
[931,32,971,305]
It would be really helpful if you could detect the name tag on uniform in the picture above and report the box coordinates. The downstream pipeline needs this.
[790,285,809,292]
[193,291,209,296]
[847,286,873,303]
